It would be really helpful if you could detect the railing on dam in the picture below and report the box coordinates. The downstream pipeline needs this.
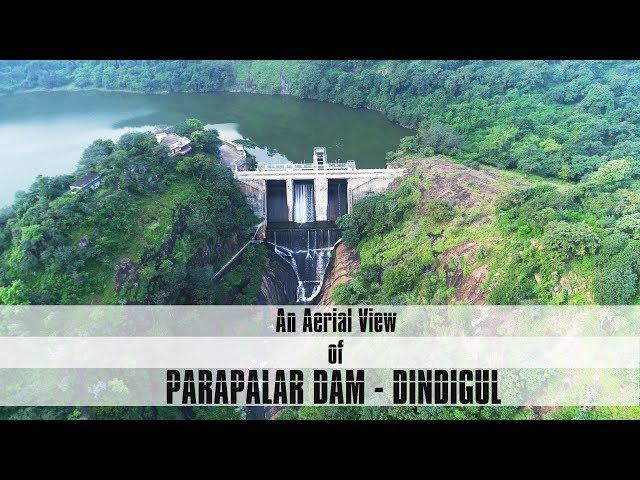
[234,162,407,180]
[237,161,357,174]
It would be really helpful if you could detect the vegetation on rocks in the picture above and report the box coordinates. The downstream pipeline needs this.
[0,119,265,305]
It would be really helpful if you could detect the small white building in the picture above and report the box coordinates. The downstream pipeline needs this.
[232,142,245,154]
[156,132,192,157]
[70,173,102,193]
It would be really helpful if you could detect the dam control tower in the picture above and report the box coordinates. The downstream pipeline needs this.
[313,146,326,169]
[234,147,406,223]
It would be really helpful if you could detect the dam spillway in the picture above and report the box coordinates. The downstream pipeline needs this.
[266,180,288,222]
[293,180,316,223]
[327,179,348,221]
[236,147,406,303]
[264,178,342,302]
[266,225,342,302]
[266,178,349,225]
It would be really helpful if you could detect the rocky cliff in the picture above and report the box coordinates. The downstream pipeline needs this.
[315,242,361,305]
[255,246,299,305]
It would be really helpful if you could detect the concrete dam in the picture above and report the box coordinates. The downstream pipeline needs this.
[235,148,405,302]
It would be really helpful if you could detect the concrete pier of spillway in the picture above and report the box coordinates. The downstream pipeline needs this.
[234,154,406,221]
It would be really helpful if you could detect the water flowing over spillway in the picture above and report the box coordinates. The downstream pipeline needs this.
[267,227,342,302]
[264,179,346,303]
[293,181,315,223]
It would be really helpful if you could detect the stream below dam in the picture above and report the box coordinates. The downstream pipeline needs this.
[263,173,349,303]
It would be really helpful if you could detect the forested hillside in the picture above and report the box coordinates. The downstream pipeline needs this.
[0,118,265,305]
[0,118,267,419]
[332,152,640,306]
[3,60,640,182]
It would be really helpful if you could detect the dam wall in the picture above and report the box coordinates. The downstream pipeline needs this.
[235,161,405,221]
[233,149,405,303]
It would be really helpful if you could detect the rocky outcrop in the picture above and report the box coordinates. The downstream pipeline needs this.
[78,236,90,248]
[255,246,299,304]
[436,241,489,305]
[315,242,361,305]
[391,156,525,305]
[390,155,525,209]
[114,257,138,290]
[453,264,489,304]
[237,182,264,219]
[113,201,249,303]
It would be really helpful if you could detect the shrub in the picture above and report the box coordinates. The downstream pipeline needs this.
[191,129,220,154]
[617,241,640,275]
[245,152,258,171]
[476,125,519,169]
[337,180,419,246]
[496,185,557,213]
[488,271,537,305]
[385,151,397,162]
[416,121,462,155]
[0,280,30,305]
[615,213,640,239]
[593,266,637,304]
[596,232,630,264]
[173,118,205,137]
[584,159,632,193]
[332,279,370,305]
[398,136,418,153]
[356,263,383,286]
[424,199,455,223]
[382,264,416,298]
[580,83,614,114]
[541,221,600,261]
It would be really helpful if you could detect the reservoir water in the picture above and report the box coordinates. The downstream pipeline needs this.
[0,90,411,207]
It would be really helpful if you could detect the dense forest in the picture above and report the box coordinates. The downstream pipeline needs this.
[3,60,640,183]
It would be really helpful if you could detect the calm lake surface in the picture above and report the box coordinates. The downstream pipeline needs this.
[0,91,411,207]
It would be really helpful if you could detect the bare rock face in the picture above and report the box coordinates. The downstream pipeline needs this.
[389,156,522,209]
[255,246,299,305]
[436,241,489,305]
[77,236,90,248]
[114,257,138,290]
[315,242,361,305]
[237,182,265,219]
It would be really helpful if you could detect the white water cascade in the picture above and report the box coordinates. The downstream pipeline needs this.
[293,182,315,223]
[267,228,342,303]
